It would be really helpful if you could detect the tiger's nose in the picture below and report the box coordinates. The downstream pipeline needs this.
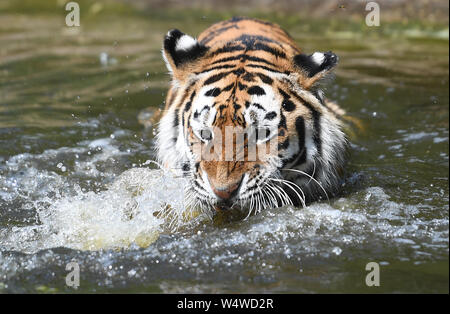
[211,178,243,200]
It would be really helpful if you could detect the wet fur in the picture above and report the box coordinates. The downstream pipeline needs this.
[156,17,348,216]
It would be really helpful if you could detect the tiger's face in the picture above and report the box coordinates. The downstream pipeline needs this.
[156,18,347,216]
[186,75,282,209]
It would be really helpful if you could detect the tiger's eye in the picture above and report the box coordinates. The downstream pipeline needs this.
[200,129,213,141]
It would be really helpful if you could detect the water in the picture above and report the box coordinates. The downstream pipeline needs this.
[0,2,448,293]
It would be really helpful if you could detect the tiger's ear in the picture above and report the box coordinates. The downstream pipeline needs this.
[293,51,338,89]
[162,29,208,75]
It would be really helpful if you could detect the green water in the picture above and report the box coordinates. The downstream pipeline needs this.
[0,1,448,293]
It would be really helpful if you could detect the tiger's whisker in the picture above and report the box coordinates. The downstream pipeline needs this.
[281,168,330,203]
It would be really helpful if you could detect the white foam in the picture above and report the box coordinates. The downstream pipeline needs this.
[0,168,200,253]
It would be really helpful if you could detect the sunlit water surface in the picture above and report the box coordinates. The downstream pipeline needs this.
[0,5,448,292]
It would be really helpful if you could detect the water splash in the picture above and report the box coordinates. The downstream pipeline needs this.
[0,168,201,253]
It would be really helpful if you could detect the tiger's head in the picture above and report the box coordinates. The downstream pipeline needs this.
[156,23,347,216]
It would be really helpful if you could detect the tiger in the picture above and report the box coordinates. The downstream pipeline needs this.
[156,17,348,216]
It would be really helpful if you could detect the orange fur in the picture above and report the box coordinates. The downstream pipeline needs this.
[158,17,347,208]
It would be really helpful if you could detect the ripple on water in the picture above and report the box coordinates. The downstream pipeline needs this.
[0,161,447,258]
[0,136,448,292]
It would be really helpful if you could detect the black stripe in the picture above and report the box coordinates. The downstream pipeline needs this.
[295,116,306,154]
[289,91,322,157]
[176,88,190,107]
[255,73,273,84]
[228,36,286,59]
[176,81,196,112]
[247,86,266,96]
[234,34,281,45]
[264,111,277,120]
[278,112,287,129]
[245,55,276,66]
[194,105,211,119]
[182,90,195,135]
[251,103,266,111]
[211,54,276,67]
[184,90,196,112]
[278,88,290,99]
[238,82,247,90]
[209,44,245,57]
[211,55,242,64]
[173,108,179,128]
[199,24,239,45]
[293,148,307,167]
[233,68,245,76]
[313,90,325,104]
[242,72,255,82]
[172,108,180,143]
[181,163,190,172]
[193,179,206,192]
[222,83,234,91]
[184,93,195,112]
[204,71,231,85]
[312,110,322,156]
[252,42,286,59]
[205,88,221,97]
[196,64,236,74]
[282,99,296,112]
[278,88,294,113]
[246,64,287,74]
